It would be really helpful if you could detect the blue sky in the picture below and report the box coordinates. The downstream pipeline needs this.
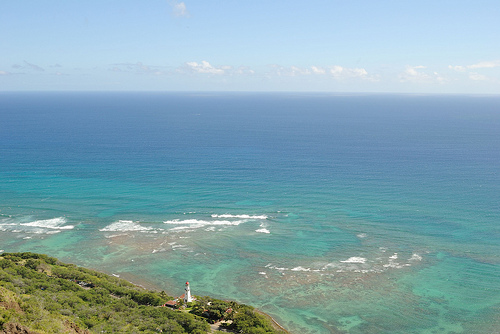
[1,0,499,93]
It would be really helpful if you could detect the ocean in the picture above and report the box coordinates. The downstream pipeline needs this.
[0,92,499,333]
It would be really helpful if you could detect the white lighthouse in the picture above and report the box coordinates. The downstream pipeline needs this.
[184,281,193,303]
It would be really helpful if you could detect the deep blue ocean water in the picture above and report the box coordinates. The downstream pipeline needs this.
[1,92,499,333]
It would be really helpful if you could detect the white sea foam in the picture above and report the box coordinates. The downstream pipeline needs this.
[255,228,270,234]
[291,266,311,272]
[105,233,128,239]
[20,217,74,230]
[357,233,368,238]
[383,262,408,268]
[211,214,267,220]
[266,264,290,271]
[99,220,153,232]
[164,219,244,231]
[340,257,367,264]
[383,253,407,268]
[409,253,422,261]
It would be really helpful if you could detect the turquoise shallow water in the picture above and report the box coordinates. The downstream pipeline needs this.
[1,92,499,333]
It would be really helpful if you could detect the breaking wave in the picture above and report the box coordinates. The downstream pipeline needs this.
[99,220,155,232]
[20,217,74,230]
[340,257,367,264]
[255,228,270,234]
[163,219,245,231]
[265,252,424,276]
[0,217,74,234]
[211,214,268,220]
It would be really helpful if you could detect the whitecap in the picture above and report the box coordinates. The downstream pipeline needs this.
[340,257,367,264]
[267,265,289,271]
[409,253,422,261]
[99,220,153,232]
[291,266,311,272]
[20,217,74,230]
[255,228,270,234]
[211,214,267,220]
[105,233,128,239]
[383,262,406,268]
[163,219,244,231]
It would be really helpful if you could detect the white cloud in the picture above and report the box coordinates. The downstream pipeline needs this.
[434,72,447,83]
[169,1,189,17]
[399,65,446,84]
[351,68,368,77]
[448,65,466,72]
[0,70,11,76]
[468,72,489,81]
[267,65,311,77]
[109,62,164,75]
[234,66,255,75]
[268,64,372,80]
[468,60,500,69]
[399,65,430,82]
[449,60,500,71]
[448,60,499,82]
[311,66,326,74]
[330,66,369,79]
[184,61,225,74]
[329,65,344,77]
[181,62,256,76]
[290,66,311,76]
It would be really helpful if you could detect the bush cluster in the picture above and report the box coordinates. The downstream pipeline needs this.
[0,252,284,334]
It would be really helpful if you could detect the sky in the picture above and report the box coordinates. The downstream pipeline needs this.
[1,0,499,93]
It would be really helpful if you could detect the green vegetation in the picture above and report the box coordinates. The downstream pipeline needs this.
[0,252,285,333]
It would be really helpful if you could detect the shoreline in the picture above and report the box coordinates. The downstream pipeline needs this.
[85,263,291,333]
[0,252,292,334]
[255,309,290,333]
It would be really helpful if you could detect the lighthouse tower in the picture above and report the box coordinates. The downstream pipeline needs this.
[184,281,193,303]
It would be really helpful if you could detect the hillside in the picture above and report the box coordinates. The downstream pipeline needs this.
[0,252,285,334]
